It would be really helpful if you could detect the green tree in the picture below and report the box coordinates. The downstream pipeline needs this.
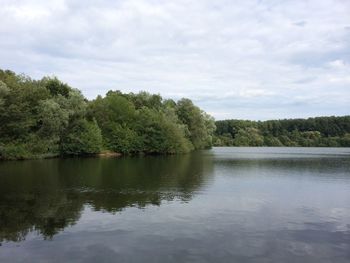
[60,119,103,155]
[176,98,215,149]
[42,77,70,98]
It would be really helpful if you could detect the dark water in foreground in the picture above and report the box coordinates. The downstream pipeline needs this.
[0,147,350,263]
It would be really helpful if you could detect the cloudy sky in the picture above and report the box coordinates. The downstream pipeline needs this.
[0,0,349,120]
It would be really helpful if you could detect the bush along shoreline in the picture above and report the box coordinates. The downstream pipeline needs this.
[0,69,215,160]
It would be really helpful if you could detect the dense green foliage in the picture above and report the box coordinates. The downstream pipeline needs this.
[2,69,348,160]
[0,69,215,159]
[214,117,350,147]
[87,91,214,154]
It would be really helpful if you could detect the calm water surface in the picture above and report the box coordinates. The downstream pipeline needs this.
[0,147,350,262]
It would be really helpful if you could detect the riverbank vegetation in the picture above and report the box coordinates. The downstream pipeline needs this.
[214,117,350,147]
[0,69,215,160]
[1,69,349,160]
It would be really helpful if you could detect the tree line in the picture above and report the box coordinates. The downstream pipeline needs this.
[214,117,350,147]
[0,69,215,160]
[1,69,349,159]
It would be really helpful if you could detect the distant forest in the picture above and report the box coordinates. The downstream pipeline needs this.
[214,117,350,147]
[0,69,215,160]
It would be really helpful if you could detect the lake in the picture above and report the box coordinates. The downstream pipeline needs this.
[0,147,350,262]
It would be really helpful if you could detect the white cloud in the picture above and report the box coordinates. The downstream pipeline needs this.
[329,59,348,69]
[0,0,349,120]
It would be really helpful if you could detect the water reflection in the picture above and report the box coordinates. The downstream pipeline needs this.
[0,153,213,242]
[1,148,350,263]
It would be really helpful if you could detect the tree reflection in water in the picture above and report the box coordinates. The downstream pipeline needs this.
[0,153,213,243]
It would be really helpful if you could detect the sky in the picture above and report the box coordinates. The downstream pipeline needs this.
[0,0,349,120]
